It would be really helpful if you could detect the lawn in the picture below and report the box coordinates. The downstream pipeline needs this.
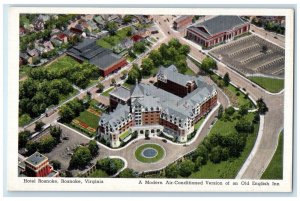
[119,130,131,141]
[210,74,254,109]
[122,82,134,90]
[96,27,132,49]
[248,76,284,93]
[189,112,259,179]
[70,107,101,137]
[76,110,100,129]
[19,114,32,127]
[225,84,255,109]
[184,68,197,76]
[101,87,115,97]
[46,55,79,72]
[135,144,165,163]
[89,169,108,178]
[194,117,205,131]
[261,132,283,179]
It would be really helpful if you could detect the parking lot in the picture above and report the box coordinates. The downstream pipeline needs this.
[209,35,285,78]
[44,123,90,171]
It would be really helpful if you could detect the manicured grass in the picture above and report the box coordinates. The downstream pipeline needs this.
[189,113,259,179]
[194,118,205,131]
[76,110,100,129]
[248,76,284,93]
[46,55,79,72]
[101,87,115,97]
[261,132,283,180]
[122,82,134,90]
[225,84,255,109]
[89,169,108,178]
[210,73,255,109]
[135,144,165,163]
[96,27,132,49]
[119,130,131,141]
[184,68,197,76]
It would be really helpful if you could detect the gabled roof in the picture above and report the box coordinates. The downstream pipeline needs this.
[131,84,144,98]
[110,86,131,101]
[188,16,247,38]
[158,65,196,86]
[67,38,123,70]
[100,105,131,131]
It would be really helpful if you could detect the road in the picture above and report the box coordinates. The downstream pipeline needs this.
[21,16,284,179]
[153,15,284,179]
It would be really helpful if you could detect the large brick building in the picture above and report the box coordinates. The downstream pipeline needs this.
[173,15,194,31]
[98,65,217,148]
[186,15,250,48]
[18,152,59,177]
[67,38,128,77]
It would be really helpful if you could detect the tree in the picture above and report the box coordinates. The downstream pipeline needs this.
[50,126,62,143]
[96,158,110,172]
[70,146,92,169]
[195,145,209,165]
[165,163,179,178]
[88,140,99,157]
[118,168,138,178]
[179,159,195,177]
[178,44,190,55]
[19,130,31,148]
[257,98,268,115]
[35,121,45,132]
[253,112,260,124]
[122,15,133,24]
[52,160,61,170]
[225,106,235,116]
[168,38,181,49]
[239,104,249,116]
[126,64,141,85]
[218,105,224,119]
[59,105,75,123]
[141,58,154,76]
[26,141,39,155]
[235,118,254,133]
[105,21,118,35]
[49,89,60,105]
[148,50,162,67]
[133,41,146,53]
[223,72,230,86]
[38,134,56,153]
[209,146,223,163]
[200,56,217,73]
[97,83,105,93]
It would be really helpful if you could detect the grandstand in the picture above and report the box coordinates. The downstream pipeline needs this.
[209,35,285,78]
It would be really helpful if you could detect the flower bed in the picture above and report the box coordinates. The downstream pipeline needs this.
[87,108,101,116]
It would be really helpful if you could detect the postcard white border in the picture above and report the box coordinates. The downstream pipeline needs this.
[6,6,294,192]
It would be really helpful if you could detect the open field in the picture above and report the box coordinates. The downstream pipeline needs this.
[189,112,259,178]
[96,27,132,49]
[248,76,284,93]
[261,132,283,179]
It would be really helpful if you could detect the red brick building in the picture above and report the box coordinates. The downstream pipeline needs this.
[173,15,194,30]
[98,65,218,146]
[186,15,250,48]
[19,152,59,177]
[67,38,127,77]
